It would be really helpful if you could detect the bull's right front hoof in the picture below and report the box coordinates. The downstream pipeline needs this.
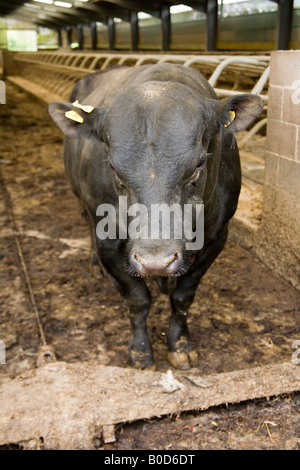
[167,350,198,370]
[129,349,156,371]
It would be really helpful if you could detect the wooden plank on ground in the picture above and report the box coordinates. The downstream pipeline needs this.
[0,361,299,449]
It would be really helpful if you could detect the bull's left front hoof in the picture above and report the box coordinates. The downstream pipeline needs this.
[129,349,156,371]
[167,350,198,370]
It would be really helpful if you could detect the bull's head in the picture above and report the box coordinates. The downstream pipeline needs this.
[49,82,263,277]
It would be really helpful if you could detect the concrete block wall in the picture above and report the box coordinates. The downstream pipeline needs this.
[256,51,300,289]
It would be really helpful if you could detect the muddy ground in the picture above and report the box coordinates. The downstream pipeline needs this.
[0,82,299,450]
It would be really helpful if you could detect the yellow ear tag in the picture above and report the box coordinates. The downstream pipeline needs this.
[224,110,235,128]
[65,110,84,123]
[72,100,94,114]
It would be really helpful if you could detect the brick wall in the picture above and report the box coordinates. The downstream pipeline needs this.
[257,51,300,289]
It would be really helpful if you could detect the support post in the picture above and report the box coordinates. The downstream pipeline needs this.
[130,11,139,51]
[161,4,170,52]
[66,27,72,48]
[206,0,218,51]
[77,24,83,50]
[108,17,115,50]
[57,29,62,48]
[276,0,294,50]
[91,21,97,50]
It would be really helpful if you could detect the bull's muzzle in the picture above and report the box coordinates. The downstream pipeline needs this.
[130,250,182,277]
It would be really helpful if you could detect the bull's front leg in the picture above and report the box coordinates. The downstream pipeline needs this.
[127,293,153,370]
[167,282,199,370]
[97,239,154,370]
[167,227,229,369]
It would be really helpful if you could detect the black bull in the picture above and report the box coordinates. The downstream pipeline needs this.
[49,64,263,370]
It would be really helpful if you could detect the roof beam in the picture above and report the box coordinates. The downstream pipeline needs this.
[0,0,25,10]
[73,1,130,21]
[36,4,99,22]
[181,1,206,13]
[93,0,161,18]
[16,5,88,26]
[3,11,61,29]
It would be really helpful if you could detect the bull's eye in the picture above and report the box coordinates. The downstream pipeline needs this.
[198,155,206,167]
[114,173,125,187]
[188,154,207,183]
[110,163,125,187]
[104,133,110,146]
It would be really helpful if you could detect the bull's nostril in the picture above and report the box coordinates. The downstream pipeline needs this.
[166,251,178,267]
[132,251,144,266]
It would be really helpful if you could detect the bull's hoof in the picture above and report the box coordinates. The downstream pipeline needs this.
[167,350,198,370]
[89,253,104,279]
[129,349,156,371]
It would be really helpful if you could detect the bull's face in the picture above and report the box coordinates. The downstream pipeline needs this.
[49,82,263,277]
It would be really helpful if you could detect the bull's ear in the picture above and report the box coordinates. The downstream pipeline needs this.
[48,102,107,138]
[215,94,264,133]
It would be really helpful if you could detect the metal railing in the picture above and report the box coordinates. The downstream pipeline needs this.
[11,51,269,95]
[7,51,269,145]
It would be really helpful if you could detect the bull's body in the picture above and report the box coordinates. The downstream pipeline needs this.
[49,64,263,369]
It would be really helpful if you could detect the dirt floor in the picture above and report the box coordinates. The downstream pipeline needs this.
[0,82,299,450]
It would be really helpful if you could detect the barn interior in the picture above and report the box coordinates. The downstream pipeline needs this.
[0,0,299,451]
